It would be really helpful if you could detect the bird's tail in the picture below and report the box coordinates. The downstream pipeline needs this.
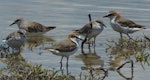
[48,49,60,54]
[46,26,56,31]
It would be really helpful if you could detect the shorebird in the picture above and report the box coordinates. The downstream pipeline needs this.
[47,33,81,71]
[9,18,56,34]
[103,10,146,39]
[74,18,106,49]
[3,29,26,53]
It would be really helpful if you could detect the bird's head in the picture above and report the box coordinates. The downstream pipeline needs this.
[9,17,24,26]
[103,10,120,19]
[95,19,107,27]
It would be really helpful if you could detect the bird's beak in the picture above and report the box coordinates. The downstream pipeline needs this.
[9,22,15,26]
[103,13,113,18]
[103,15,109,18]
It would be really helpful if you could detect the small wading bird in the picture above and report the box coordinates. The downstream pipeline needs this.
[103,10,146,39]
[9,18,56,34]
[46,33,81,74]
[74,14,106,52]
[3,29,26,53]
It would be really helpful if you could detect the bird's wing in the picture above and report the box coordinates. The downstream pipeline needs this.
[117,17,145,28]
[25,21,45,32]
[76,22,93,34]
[50,39,76,52]
[5,32,20,40]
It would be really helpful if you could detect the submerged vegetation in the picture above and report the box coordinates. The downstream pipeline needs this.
[0,35,150,80]
[106,36,150,66]
[0,53,107,80]
[0,53,75,80]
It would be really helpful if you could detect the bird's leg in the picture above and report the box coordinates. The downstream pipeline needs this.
[88,45,92,54]
[66,57,69,75]
[60,56,63,70]
[81,37,87,49]
[88,43,91,50]
[81,37,87,54]
[90,37,96,48]
[120,33,123,39]
[60,56,63,63]
[93,37,96,47]
[127,34,133,40]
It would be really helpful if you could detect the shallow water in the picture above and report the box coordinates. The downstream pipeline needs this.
[0,0,150,80]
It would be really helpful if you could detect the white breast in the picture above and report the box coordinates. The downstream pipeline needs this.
[7,36,26,50]
[110,17,124,33]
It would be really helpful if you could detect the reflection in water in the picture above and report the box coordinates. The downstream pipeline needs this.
[106,38,149,70]
[106,38,150,79]
[117,60,134,80]
[59,58,69,75]
[81,40,96,54]
[108,55,122,71]
[107,39,134,70]
[23,34,54,50]
[75,48,107,80]
[0,51,75,80]
[75,48,104,68]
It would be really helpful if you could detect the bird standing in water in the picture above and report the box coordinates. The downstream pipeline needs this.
[10,18,56,34]
[3,29,26,53]
[103,10,146,39]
